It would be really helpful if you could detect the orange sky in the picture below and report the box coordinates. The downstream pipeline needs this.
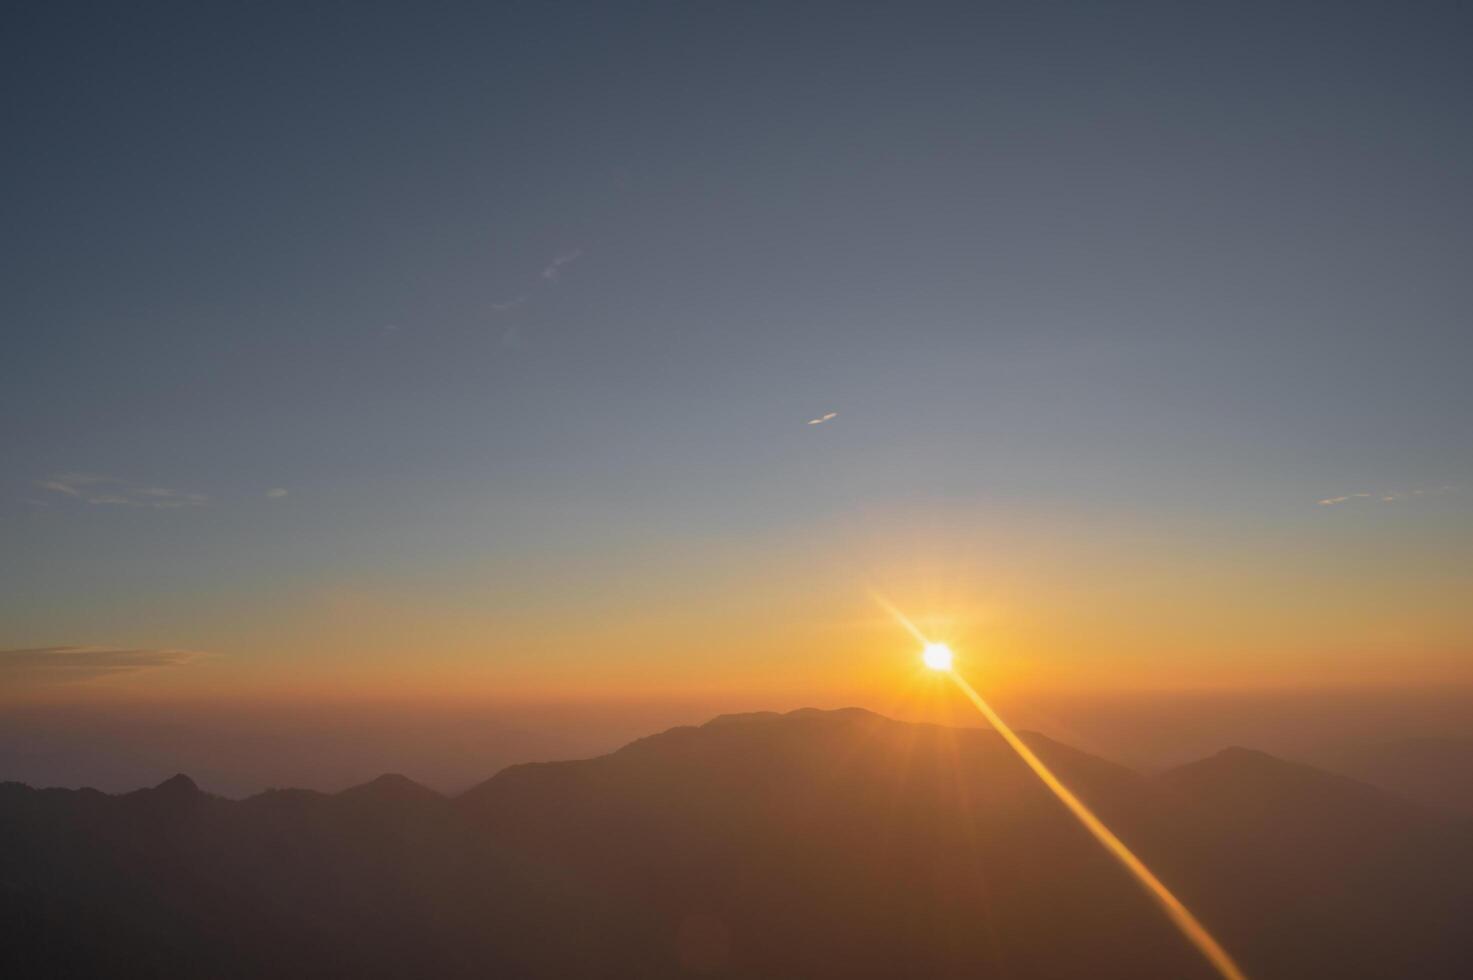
[12,500,1468,711]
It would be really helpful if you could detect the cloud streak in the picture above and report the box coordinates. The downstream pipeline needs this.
[0,646,210,685]
[37,474,207,508]
[490,295,529,313]
[807,412,839,425]
[541,249,582,282]
[488,248,585,348]
[488,249,584,332]
[1316,493,1371,506]
[1317,486,1459,506]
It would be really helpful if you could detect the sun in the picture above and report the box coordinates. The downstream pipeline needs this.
[922,642,954,671]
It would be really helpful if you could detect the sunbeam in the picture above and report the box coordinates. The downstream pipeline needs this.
[944,668,1247,980]
[882,599,1247,980]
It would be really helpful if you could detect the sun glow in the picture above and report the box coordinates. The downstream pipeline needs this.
[922,643,953,671]
[880,598,1246,980]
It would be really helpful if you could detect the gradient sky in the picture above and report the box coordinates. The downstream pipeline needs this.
[4,1,1471,714]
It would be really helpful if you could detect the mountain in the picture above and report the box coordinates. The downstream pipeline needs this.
[1148,746,1473,977]
[459,708,1204,978]
[0,774,660,978]
[335,772,446,807]
[3,708,1472,978]
[1309,737,1473,815]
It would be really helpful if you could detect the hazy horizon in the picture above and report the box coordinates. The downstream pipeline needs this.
[5,1,1472,795]
[6,683,1471,798]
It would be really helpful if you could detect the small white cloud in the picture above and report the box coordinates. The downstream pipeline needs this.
[484,248,585,330]
[266,488,289,499]
[482,248,585,332]
[1317,486,1461,507]
[807,412,839,426]
[38,479,83,497]
[541,249,582,282]
[37,474,206,508]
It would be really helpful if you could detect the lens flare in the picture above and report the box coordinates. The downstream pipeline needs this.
[878,598,1247,980]
[943,669,1247,980]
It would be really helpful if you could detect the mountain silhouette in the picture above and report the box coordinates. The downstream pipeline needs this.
[1311,736,1473,815]
[335,772,445,807]
[2,708,1470,978]
[149,773,202,796]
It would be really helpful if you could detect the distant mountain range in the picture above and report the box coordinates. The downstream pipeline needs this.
[3,708,1470,978]
[1306,736,1473,816]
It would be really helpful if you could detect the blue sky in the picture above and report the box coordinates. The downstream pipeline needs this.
[3,1,1471,698]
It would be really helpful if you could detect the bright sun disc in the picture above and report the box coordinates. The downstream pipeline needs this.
[922,643,953,671]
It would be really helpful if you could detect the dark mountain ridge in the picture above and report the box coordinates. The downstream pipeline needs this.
[1307,736,1473,815]
[3,708,1470,978]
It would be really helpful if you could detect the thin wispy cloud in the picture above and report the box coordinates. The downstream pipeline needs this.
[807,412,839,425]
[1317,486,1459,506]
[1316,493,1372,506]
[266,488,289,499]
[541,249,582,282]
[0,645,210,685]
[38,478,82,498]
[488,248,583,330]
[37,474,207,508]
[489,249,584,346]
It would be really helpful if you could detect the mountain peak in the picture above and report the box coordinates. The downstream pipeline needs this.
[1213,745,1276,761]
[1157,745,1429,828]
[337,773,443,804]
[1161,746,1318,789]
[153,773,200,795]
[703,706,887,728]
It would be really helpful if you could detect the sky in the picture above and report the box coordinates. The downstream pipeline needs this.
[3,1,1472,766]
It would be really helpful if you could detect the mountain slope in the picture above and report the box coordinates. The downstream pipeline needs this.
[335,772,446,807]
[1311,737,1473,815]
[0,775,660,979]
[459,707,1473,978]
[1146,746,1473,978]
[460,707,1198,978]
[3,708,1471,978]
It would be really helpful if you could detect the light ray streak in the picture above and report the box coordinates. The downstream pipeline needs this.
[945,666,1247,980]
[871,594,1245,979]
[871,592,929,646]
